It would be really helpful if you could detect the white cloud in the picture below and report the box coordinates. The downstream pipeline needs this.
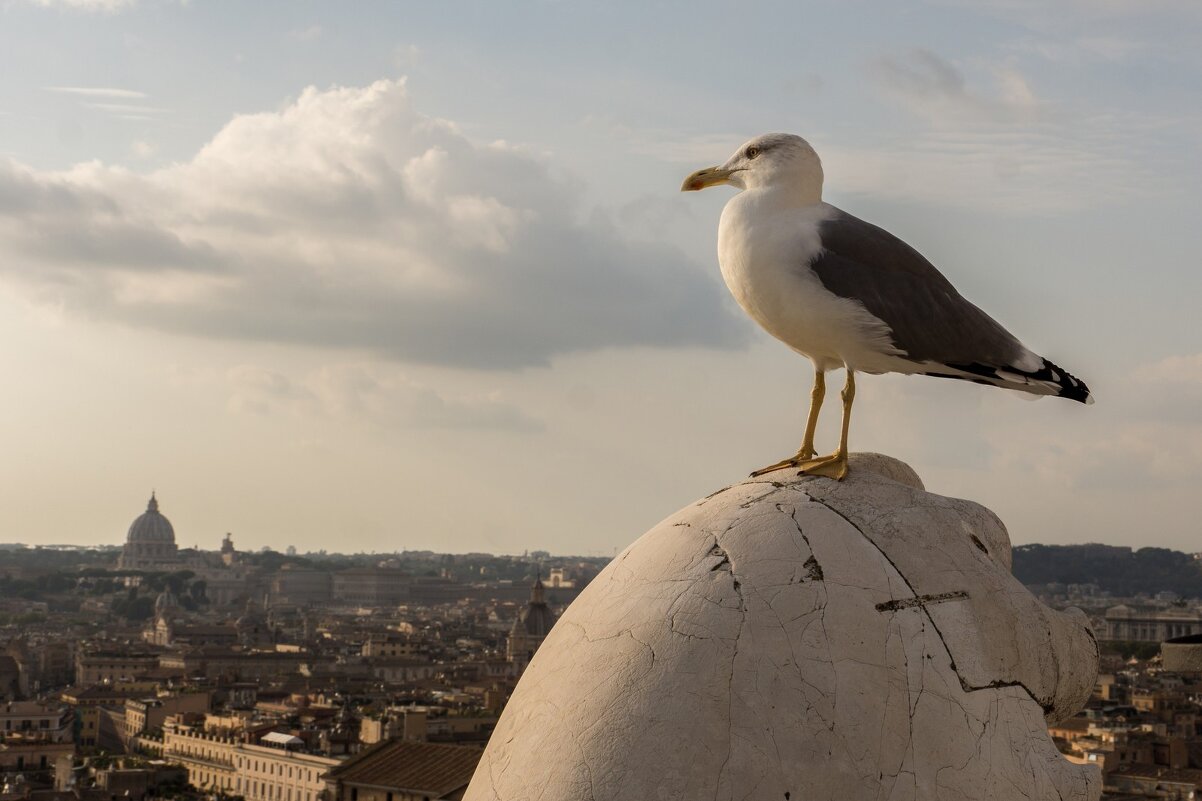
[393,44,421,70]
[869,49,1042,127]
[835,49,1168,212]
[131,140,156,159]
[989,416,1202,493]
[0,79,745,368]
[46,86,147,99]
[1009,35,1147,65]
[83,103,169,114]
[972,351,1202,492]
[226,363,540,431]
[287,25,323,43]
[25,0,136,10]
[1135,353,1202,385]
[934,0,1202,22]
[819,132,1145,213]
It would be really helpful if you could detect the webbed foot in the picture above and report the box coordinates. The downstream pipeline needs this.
[749,448,817,477]
[795,452,849,481]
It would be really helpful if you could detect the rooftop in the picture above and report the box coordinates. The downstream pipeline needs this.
[324,738,482,797]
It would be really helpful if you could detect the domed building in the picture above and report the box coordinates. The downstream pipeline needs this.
[506,575,559,670]
[118,492,180,569]
[144,588,181,645]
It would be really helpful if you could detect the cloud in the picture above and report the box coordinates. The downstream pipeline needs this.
[835,49,1169,212]
[393,44,421,70]
[130,140,156,159]
[46,87,147,99]
[989,416,1202,493]
[287,25,323,43]
[0,79,746,368]
[869,49,1041,126]
[24,0,137,11]
[1009,35,1147,65]
[976,351,1202,492]
[226,363,541,431]
[1130,353,1202,424]
[936,0,1202,20]
[818,132,1149,213]
[83,103,169,114]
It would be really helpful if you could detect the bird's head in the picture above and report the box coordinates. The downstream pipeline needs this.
[681,133,823,201]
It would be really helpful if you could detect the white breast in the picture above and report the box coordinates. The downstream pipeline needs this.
[717,193,903,373]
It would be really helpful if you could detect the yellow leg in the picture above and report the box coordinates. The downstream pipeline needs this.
[750,371,826,477]
[800,371,825,460]
[795,370,854,480]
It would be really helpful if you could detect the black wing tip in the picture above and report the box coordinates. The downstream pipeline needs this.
[935,358,1093,404]
[1039,358,1093,404]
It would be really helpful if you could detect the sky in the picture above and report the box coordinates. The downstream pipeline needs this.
[1,0,1200,556]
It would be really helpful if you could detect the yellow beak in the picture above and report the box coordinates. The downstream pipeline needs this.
[681,166,735,192]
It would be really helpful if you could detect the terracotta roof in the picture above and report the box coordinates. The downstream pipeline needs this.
[60,685,136,701]
[1110,763,1202,785]
[325,738,482,798]
[1050,716,1090,732]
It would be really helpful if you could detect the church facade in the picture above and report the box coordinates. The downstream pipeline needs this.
[506,577,559,670]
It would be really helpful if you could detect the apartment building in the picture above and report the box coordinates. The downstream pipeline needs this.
[162,718,341,801]
[121,693,212,750]
[75,650,161,685]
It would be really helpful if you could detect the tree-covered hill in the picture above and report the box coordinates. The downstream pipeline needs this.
[1012,544,1202,598]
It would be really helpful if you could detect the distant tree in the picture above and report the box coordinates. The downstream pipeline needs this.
[12,612,46,625]
[1013,544,1202,599]
[35,572,77,594]
[89,578,117,596]
[0,576,38,600]
[49,597,81,613]
[112,595,155,621]
[164,570,194,596]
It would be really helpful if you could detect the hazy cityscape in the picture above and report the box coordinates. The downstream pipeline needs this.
[0,494,1200,800]
[1,493,607,800]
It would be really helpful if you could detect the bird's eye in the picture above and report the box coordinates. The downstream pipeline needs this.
[745,146,761,159]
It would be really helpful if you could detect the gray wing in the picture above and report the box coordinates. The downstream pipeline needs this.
[811,207,1026,368]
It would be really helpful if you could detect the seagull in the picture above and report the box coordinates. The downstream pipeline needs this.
[682,133,1092,480]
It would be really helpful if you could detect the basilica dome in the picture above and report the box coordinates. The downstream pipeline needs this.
[119,492,180,569]
[128,493,175,543]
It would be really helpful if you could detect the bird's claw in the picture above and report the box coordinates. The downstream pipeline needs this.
[795,453,848,481]
[749,450,817,477]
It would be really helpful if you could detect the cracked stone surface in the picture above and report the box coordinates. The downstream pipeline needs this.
[463,453,1100,801]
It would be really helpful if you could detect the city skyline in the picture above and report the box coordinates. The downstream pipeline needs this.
[1,1,1200,553]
